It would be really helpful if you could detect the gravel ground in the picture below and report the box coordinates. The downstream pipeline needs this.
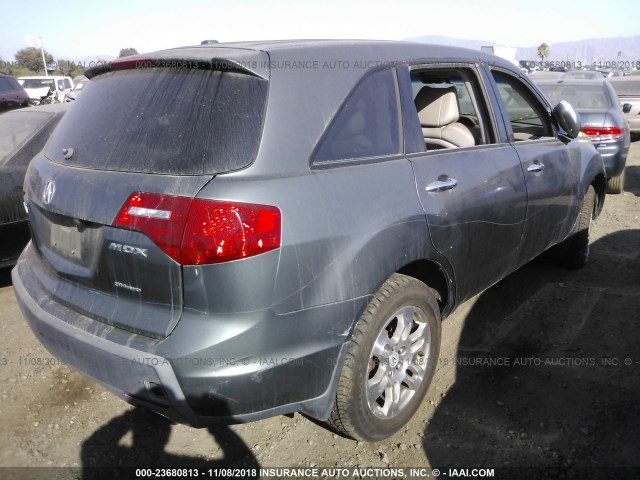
[1,140,639,480]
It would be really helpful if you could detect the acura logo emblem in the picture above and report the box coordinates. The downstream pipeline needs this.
[43,181,55,205]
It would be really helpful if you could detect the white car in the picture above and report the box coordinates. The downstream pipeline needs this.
[609,76,640,135]
[17,76,74,104]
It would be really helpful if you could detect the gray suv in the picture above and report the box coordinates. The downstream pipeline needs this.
[13,40,606,442]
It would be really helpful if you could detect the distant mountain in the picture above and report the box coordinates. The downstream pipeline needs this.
[517,36,640,66]
[406,35,640,67]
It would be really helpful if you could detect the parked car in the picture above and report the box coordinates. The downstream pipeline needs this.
[0,74,29,112]
[12,40,606,442]
[609,76,640,138]
[17,76,74,104]
[597,69,623,78]
[528,70,565,80]
[563,70,603,80]
[0,104,67,267]
[534,78,630,193]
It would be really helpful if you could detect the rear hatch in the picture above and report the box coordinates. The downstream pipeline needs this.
[25,56,269,339]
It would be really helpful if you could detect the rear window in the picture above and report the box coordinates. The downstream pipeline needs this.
[0,77,11,92]
[46,68,268,175]
[0,112,53,165]
[537,84,611,109]
[0,76,22,92]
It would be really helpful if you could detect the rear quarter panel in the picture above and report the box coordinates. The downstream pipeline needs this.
[196,158,444,317]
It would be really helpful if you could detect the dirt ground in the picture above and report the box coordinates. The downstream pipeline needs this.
[1,140,639,480]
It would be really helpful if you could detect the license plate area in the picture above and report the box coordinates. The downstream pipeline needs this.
[36,208,103,269]
[50,225,83,261]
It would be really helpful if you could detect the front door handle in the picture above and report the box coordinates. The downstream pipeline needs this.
[425,177,458,193]
[527,162,545,173]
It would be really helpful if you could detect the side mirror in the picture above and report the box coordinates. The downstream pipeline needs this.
[553,100,581,139]
[622,103,632,114]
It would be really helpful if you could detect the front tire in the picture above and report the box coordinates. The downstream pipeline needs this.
[555,185,596,269]
[329,273,441,441]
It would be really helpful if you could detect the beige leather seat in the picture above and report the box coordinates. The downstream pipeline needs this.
[415,86,475,149]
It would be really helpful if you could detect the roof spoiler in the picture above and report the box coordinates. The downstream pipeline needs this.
[85,56,269,80]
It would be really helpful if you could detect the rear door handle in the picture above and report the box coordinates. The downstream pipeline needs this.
[425,178,458,193]
[527,162,545,172]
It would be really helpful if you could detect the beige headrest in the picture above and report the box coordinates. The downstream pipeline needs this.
[415,86,460,127]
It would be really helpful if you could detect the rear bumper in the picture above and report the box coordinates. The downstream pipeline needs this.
[12,248,204,426]
[12,243,359,425]
[596,139,628,178]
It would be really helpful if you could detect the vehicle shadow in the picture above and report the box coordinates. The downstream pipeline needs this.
[0,267,12,287]
[422,228,640,479]
[624,165,640,196]
[81,398,260,479]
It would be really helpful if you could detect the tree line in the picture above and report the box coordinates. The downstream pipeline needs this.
[0,47,139,77]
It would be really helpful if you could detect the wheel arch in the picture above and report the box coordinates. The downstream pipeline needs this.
[397,259,454,317]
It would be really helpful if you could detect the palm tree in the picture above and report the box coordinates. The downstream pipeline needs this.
[537,43,550,65]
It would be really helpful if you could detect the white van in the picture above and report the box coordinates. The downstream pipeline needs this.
[17,76,75,104]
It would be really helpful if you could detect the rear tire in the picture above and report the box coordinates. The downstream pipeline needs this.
[606,170,624,194]
[555,185,596,269]
[329,273,441,441]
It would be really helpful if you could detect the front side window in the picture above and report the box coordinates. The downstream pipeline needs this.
[492,71,553,141]
[313,69,400,162]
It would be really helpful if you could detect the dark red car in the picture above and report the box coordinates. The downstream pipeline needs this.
[0,74,29,112]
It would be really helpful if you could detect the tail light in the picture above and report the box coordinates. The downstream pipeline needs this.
[113,192,281,265]
[580,126,624,142]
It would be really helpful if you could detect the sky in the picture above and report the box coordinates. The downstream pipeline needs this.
[1,0,639,61]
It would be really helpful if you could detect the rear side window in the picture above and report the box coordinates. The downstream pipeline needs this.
[408,67,493,150]
[313,69,400,162]
[46,68,268,175]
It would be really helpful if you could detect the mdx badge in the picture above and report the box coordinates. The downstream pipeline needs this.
[43,181,55,205]
[109,242,148,258]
